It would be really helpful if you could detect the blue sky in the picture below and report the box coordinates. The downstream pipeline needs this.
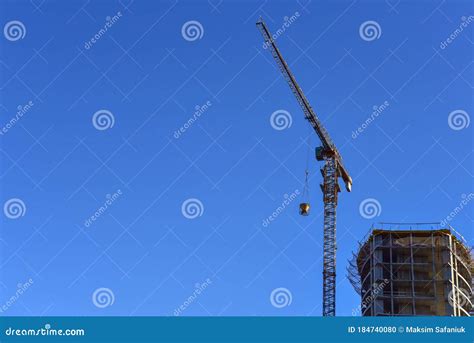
[0,0,472,316]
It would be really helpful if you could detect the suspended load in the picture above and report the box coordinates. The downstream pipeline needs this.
[299,202,310,216]
[300,169,310,216]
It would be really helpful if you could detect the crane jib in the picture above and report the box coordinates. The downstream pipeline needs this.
[257,21,332,149]
[256,19,352,192]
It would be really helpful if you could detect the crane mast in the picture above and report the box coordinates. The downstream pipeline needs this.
[257,18,352,316]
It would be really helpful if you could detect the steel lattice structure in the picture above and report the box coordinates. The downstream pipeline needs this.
[322,157,338,316]
[257,19,352,316]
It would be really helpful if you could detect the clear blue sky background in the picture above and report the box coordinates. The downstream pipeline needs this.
[0,0,472,316]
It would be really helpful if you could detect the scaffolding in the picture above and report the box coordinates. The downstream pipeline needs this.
[347,223,473,316]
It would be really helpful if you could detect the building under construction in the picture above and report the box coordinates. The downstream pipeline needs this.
[348,223,473,316]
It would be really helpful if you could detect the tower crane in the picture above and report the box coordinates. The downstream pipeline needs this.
[256,19,352,316]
